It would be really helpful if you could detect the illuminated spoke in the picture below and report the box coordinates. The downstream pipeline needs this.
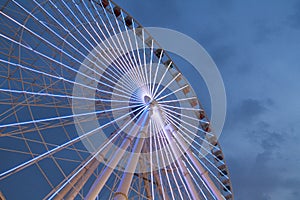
[0,104,146,180]
[0,1,233,199]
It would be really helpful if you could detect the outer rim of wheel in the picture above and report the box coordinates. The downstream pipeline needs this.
[107,0,234,198]
[0,0,234,199]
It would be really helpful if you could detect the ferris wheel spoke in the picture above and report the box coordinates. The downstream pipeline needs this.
[113,124,149,199]
[150,49,164,96]
[163,113,221,165]
[167,127,220,199]
[0,104,147,181]
[98,2,145,88]
[0,84,72,133]
[6,135,89,155]
[148,39,155,96]
[121,12,150,91]
[90,2,144,91]
[30,0,137,95]
[164,116,230,191]
[192,151,232,194]
[0,1,233,199]
[57,0,97,48]
[48,116,135,200]
[0,102,143,129]
[0,58,141,104]
[152,109,197,199]
[158,135,188,199]
[160,124,194,199]
[156,84,189,102]
[155,129,180,200]
[132,20,149,88]
[70,0,101,45]
[159,103,202,112]
[165,110,213,137]
[152,127,170,199]
[45,156,95,200]
[80,1,138,93]
[2,118,73,137]
[0,33,137,101]
[179,155,211,199]
[160,105,208,124]
[152,60,173,98]
[159,96,197,104]
[148,120,155,200]
[108,3,145,87]
[0,88,138,104]
[154,72,181,100]
[5,2,125,93]
[158,134,176,200]
[141,29,151,93]
[68,0,138,93]
[162,123,207,199]
[153,118,197,200]
[65,107,150,200]
[160,106,212,138]
[139,28,153,97]
[119,11,146,86]
[161,109,222,157]
[151,121,168,200]
[177,127,229,182]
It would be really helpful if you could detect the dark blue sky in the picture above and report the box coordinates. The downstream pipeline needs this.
[114,0,300,199]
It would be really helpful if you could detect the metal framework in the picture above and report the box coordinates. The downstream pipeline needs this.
[0,0,234,199]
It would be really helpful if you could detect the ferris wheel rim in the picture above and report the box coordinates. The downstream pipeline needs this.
[0,0,234,199]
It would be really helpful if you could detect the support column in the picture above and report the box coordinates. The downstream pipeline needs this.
[113,125,148,200]
[85,110,149,200]
[54,159,93,200]
[53,139,113,200]
[167,124,224,200]
[142,172,152,199]
[153,171,170,200]
[66,141,115,199]
[152,104,200,200]
[164,129,200,200]
[65,158,100,200]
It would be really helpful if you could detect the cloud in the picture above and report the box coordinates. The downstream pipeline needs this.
[255,131,283,163]
[226,154,281,200]
[230,98,268,125]
[225,117,300,200]
[227,129,298,200]
[103,2,300,200]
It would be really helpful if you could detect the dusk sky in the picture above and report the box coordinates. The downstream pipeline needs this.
[0,0,299,199]
[113,0,300,199]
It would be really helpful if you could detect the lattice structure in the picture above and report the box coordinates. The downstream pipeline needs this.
[0,0,234,199]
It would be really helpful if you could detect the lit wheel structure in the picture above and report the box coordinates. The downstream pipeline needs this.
[0,0,234,199]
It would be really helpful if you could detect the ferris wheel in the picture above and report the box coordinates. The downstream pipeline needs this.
[0,0,234,199]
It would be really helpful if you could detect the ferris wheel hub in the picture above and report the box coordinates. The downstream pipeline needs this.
[143,95,151,104]
[0,0,234,198]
